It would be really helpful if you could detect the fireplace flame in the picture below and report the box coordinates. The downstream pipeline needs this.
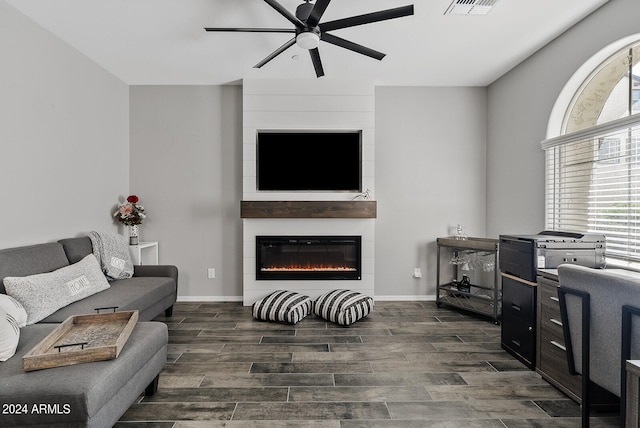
[261,264,357,272]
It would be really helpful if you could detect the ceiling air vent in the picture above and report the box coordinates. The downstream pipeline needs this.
[445,0,499,15]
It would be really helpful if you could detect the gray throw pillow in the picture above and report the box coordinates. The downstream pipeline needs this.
[3,254,110,325]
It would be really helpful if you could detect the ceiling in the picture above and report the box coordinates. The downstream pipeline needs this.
[5,0,609,86]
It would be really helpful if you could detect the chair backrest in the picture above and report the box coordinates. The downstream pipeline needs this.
[559,264,640,397]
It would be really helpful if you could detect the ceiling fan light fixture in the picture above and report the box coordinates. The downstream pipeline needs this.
[296,32,320,50]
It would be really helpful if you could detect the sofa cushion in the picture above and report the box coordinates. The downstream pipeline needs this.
[0,242,70,294]
[0,322,167,428]
[3,254,110,325]
[0,308,20,361]
[313,289,374,326]
[58,236,93,264]
[0,294,27,328]
[39,276,177,323]
[252,290,312,325]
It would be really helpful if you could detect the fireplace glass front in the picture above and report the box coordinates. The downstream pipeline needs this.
[256,236,362,280]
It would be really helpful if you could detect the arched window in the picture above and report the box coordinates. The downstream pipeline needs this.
[564,44,640,133]
[542,40,640,265]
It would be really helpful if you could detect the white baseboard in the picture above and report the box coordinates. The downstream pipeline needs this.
[177,296,243,302]
[176,295,436,303]
[374,295,437,302]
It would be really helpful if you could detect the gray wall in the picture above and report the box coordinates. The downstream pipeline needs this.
[129,86,243,299]
[0,2,129,248]
[486,0,640,237]
[376,86,488,297]
[128,85,487,299]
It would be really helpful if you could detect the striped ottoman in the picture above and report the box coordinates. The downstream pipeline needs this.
[252,290,312,325]
[314,289,374,326]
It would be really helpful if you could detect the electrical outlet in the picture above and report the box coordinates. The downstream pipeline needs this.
[413,268,422,278]
[207,268,215,279]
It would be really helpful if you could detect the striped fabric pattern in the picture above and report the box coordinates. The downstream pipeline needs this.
[252,290,312,325]
[313,289,374,326]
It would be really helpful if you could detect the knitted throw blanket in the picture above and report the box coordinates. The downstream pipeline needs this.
[87,231,134,281]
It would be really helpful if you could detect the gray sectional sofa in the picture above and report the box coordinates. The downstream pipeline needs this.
[0,236,178,428]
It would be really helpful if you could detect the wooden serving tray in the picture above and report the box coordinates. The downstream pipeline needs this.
[22,310,138,372]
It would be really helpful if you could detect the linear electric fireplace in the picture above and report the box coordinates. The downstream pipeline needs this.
[256,236,362,280]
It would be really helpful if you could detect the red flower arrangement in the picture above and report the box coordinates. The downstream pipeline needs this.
[114,195,146,226]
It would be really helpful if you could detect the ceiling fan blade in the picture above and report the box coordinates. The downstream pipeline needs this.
[309,48,325,78]
[204,27,295,33]
[254,37,296,68]
[263,0,305,28]
[320,4,414,32]
[321,33,385,61]
[306,0,332,28]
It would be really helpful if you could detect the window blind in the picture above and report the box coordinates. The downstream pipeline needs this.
[542,114,640,262]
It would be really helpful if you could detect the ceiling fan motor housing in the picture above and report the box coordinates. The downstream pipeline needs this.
[296,1,314,21]
[294,0,321,49]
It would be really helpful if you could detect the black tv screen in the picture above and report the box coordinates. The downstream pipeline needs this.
[257,130,362,192]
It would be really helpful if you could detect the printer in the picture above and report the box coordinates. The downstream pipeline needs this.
[499,231,606,282]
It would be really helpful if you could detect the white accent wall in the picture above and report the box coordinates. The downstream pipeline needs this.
[242,79,375,201]
[242,79,375,305]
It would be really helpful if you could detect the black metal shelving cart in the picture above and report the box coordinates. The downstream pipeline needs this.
[436,237,501,324]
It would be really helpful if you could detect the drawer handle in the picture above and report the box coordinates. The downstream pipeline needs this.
[550,340,566,351]
[511,304,521,311]
[511,338,521,348]
[550,318,563,327]
[550,296,559,302]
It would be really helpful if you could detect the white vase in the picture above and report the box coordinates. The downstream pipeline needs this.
[129,225,139,245]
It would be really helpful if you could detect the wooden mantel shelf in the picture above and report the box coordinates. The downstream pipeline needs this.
[241,200,377,219]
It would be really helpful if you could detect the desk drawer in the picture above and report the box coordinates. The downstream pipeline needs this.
[503,276,536,321]
[539,282,560,311]
[539,321,583,397]
[540,304,564,337]
[502,311,535,368]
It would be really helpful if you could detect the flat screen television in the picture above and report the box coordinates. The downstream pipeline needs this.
[256,130,362,192]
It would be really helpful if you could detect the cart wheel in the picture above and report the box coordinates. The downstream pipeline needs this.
[494,320,500,326]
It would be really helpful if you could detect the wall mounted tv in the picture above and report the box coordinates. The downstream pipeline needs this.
[256,130,362,192]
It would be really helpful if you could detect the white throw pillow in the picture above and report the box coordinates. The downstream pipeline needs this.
[0,308,20,361]
[3,254,110,325]
[0,294,28,328]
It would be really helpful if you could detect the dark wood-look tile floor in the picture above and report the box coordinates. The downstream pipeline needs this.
[114,301,620,427]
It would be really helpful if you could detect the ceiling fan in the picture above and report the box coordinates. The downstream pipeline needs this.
[204,0,414,78]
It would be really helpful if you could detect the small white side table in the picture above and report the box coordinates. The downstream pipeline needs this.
[129,241,159,265]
